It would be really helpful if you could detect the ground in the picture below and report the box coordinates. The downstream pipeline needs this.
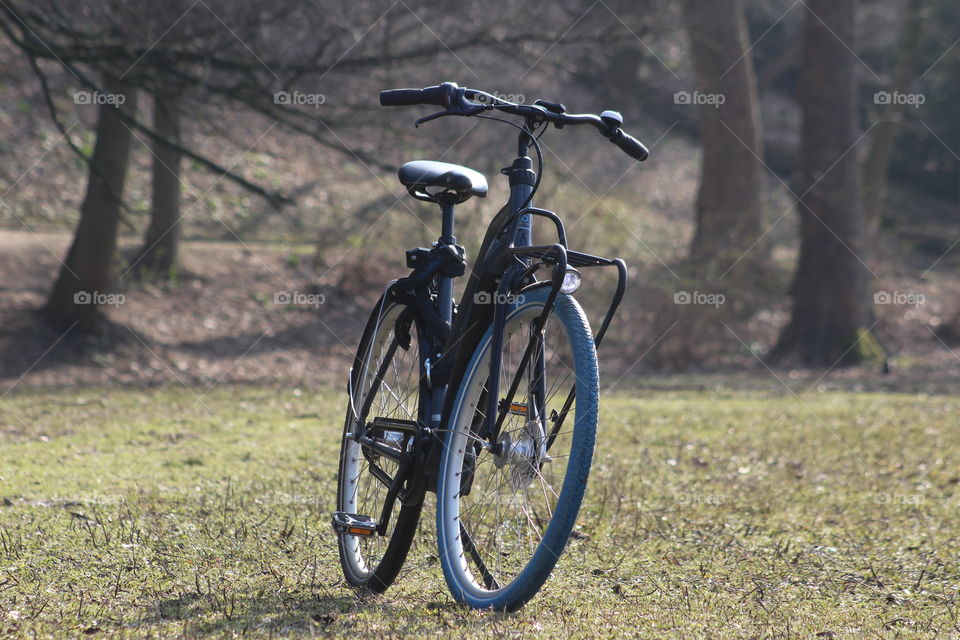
[2,227,960,392]
[0,181,958,638]
[1,384,958,638]
[0,229,387,389]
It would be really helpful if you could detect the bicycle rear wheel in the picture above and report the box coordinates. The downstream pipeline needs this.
[436,287,599,610]
[336,297,423,592]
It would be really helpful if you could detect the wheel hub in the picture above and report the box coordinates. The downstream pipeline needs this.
[493,419,551,490]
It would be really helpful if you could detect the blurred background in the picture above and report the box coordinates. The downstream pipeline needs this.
[0,0,957,391]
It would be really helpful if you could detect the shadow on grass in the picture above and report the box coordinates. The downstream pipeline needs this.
[133,591,360,636]
[129,588,506,637]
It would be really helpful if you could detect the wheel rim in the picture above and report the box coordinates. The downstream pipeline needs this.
[340,303,420,579]
[440,298,581,597]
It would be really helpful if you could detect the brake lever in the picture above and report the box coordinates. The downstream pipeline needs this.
[415,104,487,127]
[415,111,451,127]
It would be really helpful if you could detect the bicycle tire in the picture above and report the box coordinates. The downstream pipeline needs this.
[336,296,423,592]
[435,287,599,610]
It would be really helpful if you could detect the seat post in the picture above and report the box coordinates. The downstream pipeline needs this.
[437,200,456,326]
[430,200,457,428]
[439,201,455,246]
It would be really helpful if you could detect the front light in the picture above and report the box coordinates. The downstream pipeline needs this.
[559,268,581,295]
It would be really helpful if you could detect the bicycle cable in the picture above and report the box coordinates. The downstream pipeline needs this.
[475,113,544,213]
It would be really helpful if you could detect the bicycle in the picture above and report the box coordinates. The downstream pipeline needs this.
[333,82,648,611]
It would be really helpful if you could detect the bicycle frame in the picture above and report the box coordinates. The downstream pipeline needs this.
[350,124,628,534]
[429,128,551,456]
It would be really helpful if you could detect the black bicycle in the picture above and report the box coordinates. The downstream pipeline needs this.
[333,82,648,611]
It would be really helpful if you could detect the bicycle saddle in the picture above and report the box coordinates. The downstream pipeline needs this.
[398,160,488,204]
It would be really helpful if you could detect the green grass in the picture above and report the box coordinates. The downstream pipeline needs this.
[1,385,959,638]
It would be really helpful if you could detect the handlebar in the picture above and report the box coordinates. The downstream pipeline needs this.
[607,129,649,162]
[379,82,649,162]
[379,86,444,107]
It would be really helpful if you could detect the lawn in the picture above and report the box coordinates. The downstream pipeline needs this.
[0,384,958,638]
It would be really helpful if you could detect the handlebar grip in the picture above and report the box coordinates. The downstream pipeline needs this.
[608,129,649,162]
[379,86,444,107]
[380,88,426,106]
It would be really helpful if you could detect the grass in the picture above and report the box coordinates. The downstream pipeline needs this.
[1,384,959,638]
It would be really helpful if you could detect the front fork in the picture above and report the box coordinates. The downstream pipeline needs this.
[481,244,568,449]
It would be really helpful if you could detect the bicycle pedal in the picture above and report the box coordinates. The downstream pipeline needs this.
[331,511,378,537]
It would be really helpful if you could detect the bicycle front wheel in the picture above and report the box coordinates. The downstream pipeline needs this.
[436,287,599,611]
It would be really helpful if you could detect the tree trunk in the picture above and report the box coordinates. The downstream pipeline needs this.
[681,0,765,269]
[771,0,875,366]
[936,308,960,344]
[862,0,924,235]
[43,74,137,331]
[135,91,182,277]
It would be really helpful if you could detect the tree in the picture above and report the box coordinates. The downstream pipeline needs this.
[135,92,182,277]
[0,0,630,334]
[771,0,876,366]
[862,0,925,235]
[681,0,765,269]
[43,73,137,330]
